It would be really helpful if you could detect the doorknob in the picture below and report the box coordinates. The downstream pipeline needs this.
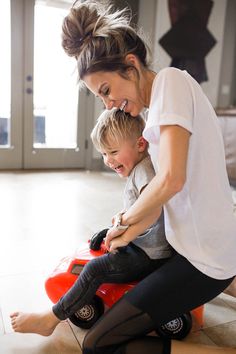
[26,75,33,81]
[26,88,33,94]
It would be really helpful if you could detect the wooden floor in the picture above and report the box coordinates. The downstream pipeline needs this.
[0,170,236,353]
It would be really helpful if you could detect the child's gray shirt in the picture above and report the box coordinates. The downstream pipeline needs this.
[123,156,172,259]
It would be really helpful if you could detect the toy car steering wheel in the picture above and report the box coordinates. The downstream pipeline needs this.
[89,228,109,251]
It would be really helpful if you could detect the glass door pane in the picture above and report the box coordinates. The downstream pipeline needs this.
[23,0,88,169]
[0,1,11,147]
[33,1,78,148]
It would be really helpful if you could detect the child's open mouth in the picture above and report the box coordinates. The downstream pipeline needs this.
[115,164,123,173]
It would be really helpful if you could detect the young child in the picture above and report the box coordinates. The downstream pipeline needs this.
[10,108,172,336]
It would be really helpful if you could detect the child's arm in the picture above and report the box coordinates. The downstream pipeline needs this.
[106,184,160,252]
[106,125,190,251]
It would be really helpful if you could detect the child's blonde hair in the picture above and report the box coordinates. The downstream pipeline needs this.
[91,108,145,152]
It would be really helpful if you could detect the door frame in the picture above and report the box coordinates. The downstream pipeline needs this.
[0,0,24,169]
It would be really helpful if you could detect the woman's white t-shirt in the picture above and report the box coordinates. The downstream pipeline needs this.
[143,67,236,280]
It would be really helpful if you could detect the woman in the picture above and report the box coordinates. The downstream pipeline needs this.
[11,1,236,353]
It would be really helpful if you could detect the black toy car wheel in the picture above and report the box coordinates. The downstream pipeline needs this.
[69,296,104,329]
[155,312,192,340]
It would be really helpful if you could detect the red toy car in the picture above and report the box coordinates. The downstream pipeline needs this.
[45,230,204,340]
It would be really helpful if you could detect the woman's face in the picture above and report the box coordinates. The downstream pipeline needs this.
[83,71,144,117]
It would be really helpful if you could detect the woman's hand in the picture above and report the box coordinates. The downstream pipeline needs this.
[109,235,129,253]
[105,226,129,252]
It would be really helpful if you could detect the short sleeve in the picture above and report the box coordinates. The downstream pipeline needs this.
[133,157,155,194]
[144,68,194,144]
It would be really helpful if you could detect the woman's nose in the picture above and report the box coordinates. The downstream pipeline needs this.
[104,97,115,110]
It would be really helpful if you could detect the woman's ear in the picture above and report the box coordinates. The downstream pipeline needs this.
[137,136,147,152]
[124,54,141,71]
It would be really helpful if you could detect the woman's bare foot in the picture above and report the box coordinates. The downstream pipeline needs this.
[10,310,61,336]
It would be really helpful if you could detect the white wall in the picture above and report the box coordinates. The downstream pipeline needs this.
[217,0,236,107]
[201,0,227,106]
[138,0,157,56]
[152,0,227,107]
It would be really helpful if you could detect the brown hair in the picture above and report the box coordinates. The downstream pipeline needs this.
[62,0,150,83]
[91,108,146,152]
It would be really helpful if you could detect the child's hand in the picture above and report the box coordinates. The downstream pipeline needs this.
[109,235,129,253]
[105,226,128,251]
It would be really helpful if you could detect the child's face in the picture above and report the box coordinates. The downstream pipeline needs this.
[101,137,145,178]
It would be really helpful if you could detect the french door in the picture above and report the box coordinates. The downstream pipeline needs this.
[0,0,91,169]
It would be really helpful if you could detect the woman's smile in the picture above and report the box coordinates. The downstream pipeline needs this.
[120,100,128,111]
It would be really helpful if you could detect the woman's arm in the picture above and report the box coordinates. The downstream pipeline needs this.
[106,124,191,251]
[125,124,190,224]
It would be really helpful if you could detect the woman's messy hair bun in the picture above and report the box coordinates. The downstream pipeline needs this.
[62,0,150,82]
[62,1,130,57]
